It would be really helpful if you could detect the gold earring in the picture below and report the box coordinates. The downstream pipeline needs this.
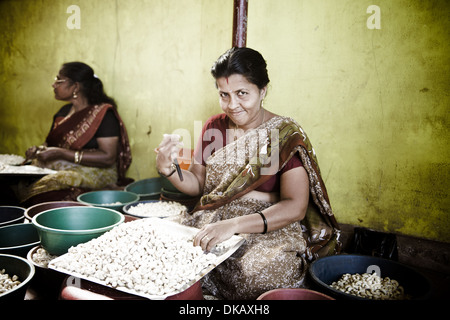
[73,91,78,99]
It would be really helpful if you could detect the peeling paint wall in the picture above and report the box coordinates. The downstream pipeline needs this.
[0,0,448,242]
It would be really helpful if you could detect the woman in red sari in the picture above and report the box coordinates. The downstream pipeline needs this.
[18,62,131,205]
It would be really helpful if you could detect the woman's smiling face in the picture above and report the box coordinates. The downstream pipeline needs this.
[216,74,267,130]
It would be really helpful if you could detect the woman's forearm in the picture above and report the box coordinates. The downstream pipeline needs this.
[162,168,203,197]
[72,149,116,167]
[38,147,116,168]
[193,198,307,251]
[233,198,307,234]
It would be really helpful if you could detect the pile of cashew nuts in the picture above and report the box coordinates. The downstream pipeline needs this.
[126,201,187,218]
[0,269,21,295]
[32,247,58,268]
[50,218,218,297]
[330,272,408,300]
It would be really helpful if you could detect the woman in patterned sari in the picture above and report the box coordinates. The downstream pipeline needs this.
[18,62,131,205]
[156,48,340,299]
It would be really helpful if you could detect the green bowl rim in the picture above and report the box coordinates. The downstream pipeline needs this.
[124,177,162,196]
[31,206,125,234]
[76,190,140,207]
[0,253,35,298]
[0,223,40,250]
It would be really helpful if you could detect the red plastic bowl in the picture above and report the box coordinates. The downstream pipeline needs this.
[257,288,334,300]
[25,201,89,221]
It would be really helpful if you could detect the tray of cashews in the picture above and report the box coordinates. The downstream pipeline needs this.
[48,217,245,300]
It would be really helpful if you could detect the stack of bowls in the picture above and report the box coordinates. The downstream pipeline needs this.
[0,206,38,258]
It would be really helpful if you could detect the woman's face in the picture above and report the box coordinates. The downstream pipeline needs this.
[52,71,76,101]
[216,74,266,130]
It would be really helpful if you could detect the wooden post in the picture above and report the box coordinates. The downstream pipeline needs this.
[232,0,248,47]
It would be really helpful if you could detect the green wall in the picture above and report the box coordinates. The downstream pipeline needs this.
[1,0,448,242]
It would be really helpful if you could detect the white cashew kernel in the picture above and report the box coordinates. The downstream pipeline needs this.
[0,269,21,294]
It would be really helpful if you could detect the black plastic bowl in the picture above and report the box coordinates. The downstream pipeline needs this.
[0,206,25,227]
[309,254,432,300]
[0,254,35,300]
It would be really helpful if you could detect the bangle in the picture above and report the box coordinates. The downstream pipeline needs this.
[257,211,268,234]
[158,163,176,178]
[74,151,84,164]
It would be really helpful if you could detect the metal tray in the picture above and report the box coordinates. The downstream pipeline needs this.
[49,217,245,300]
[0,165,57,177]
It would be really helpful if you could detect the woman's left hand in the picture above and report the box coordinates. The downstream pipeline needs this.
[193,219,238,252]
[35,147,63,163]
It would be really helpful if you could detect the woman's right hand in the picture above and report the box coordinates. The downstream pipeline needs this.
[155,134,183,176]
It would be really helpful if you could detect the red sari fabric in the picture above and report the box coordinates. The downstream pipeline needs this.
[45,103,132,181]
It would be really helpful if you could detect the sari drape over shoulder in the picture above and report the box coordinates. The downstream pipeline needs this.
[45,103,132,181]
[182,115,341,299]
[17,104,132,202]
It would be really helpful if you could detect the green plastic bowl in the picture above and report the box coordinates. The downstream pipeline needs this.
[0,254,35,300]
[77,190,139,212]
[124,178,162,200]
[32,206,124,255]
[0,223,40,257]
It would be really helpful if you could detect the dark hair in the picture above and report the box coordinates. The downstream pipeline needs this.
[211,47,270,89]
[60,62,117,108]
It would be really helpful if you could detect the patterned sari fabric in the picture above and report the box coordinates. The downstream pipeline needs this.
[182,115,341,300]
[17,104,131,202]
